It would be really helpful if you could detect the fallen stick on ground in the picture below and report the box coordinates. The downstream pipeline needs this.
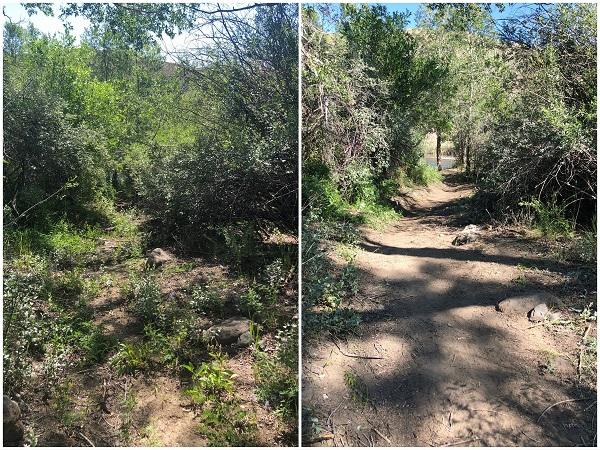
[304,433,334,444]
[537,397,596,423]
[78,432,95,447]
[327,400,345,429]
[331,337,385,360]
[372,427,392,445]
[441,436,479,447]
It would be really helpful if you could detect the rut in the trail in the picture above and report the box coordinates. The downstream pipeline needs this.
[303,171,597,447]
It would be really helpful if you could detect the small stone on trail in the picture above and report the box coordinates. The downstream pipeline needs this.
[452,224,481,246]
[146,248,173,267]
[3,395,24,446]
[528,303,549,322]
[496,291,562,315]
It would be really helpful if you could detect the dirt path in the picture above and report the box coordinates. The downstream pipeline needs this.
[303,172,596,447]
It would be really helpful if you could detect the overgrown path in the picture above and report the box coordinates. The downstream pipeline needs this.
[304,171,597,447]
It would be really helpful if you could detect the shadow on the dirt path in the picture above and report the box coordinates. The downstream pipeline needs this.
[358,236,575,274]
[304,259,597,446]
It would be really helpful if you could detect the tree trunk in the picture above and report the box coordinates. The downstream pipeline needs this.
[465,137,471,175]
[435,131,442,171]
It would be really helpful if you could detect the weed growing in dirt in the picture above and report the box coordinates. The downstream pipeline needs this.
[182,352,235,406]
[344,371,369,404]
[49,379,83,427]
[519,197,574,238]
[119,385,137,443]
[253,321,298,421]
[111,342,152,374]
[125,272,162,324]
[80,328,118,365]
[190,285,224,317]
[579,337,597,385]
[198,399,258,446]
[139,424,163,447]
[562,217,596,263]
[302,222,362,336]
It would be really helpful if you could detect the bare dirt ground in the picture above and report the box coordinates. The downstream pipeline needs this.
[303,171,597,447]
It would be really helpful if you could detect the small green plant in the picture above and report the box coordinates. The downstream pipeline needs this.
[182,352,235,406]
[80,329,118,365]
[253,320,298,421]
[305,308,362,336]
[125,273,162,324]
[565,217,596,263]
[238,287,265,320]
[198,399,258,446]
[50,379,83,427]
[139,424,163,447]
[579,337,597,385]
[119,384,137,443]
[511,273,528,286]
[344,370,369,404]
[407,161,443,186]
[111,342,152,374]
[190,285,224,316]
[45,220,100,267]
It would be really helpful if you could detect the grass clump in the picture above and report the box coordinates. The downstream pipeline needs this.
[253,321,298,421]
[198,400,258,446]
[344,370,369,404]
[182,351,258,445]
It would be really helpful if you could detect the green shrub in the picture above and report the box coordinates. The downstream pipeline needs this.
[339,162,378,204]
[407,162,442,186]
[254,321,298,421]
[303,163,347,221]
[125,273,162,324]
[565,217,596,263]
[238,287,265,321]
[3,269,49,395]
[305,308,362,336]
[519,197,574,237]
[190,285,224,317]
[4,220,100,268]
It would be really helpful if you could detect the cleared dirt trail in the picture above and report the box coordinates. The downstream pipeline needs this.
[303,171,596,447]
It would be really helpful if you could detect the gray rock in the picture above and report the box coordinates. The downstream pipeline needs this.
[146,248,173,267]
[528,303,549,322]
[3,395,24,446]
[236,331,254,347]
[497,292,562,314]
[452,225,481,246]
[203,316,250,345]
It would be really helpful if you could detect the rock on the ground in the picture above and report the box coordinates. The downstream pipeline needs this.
[203,316,251,345]
[3,395,24,446]
[236,331,254,347]
[146,248,173,267]
[528,303,549,322]
[496,291,562,315]
[452,224,481,246]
